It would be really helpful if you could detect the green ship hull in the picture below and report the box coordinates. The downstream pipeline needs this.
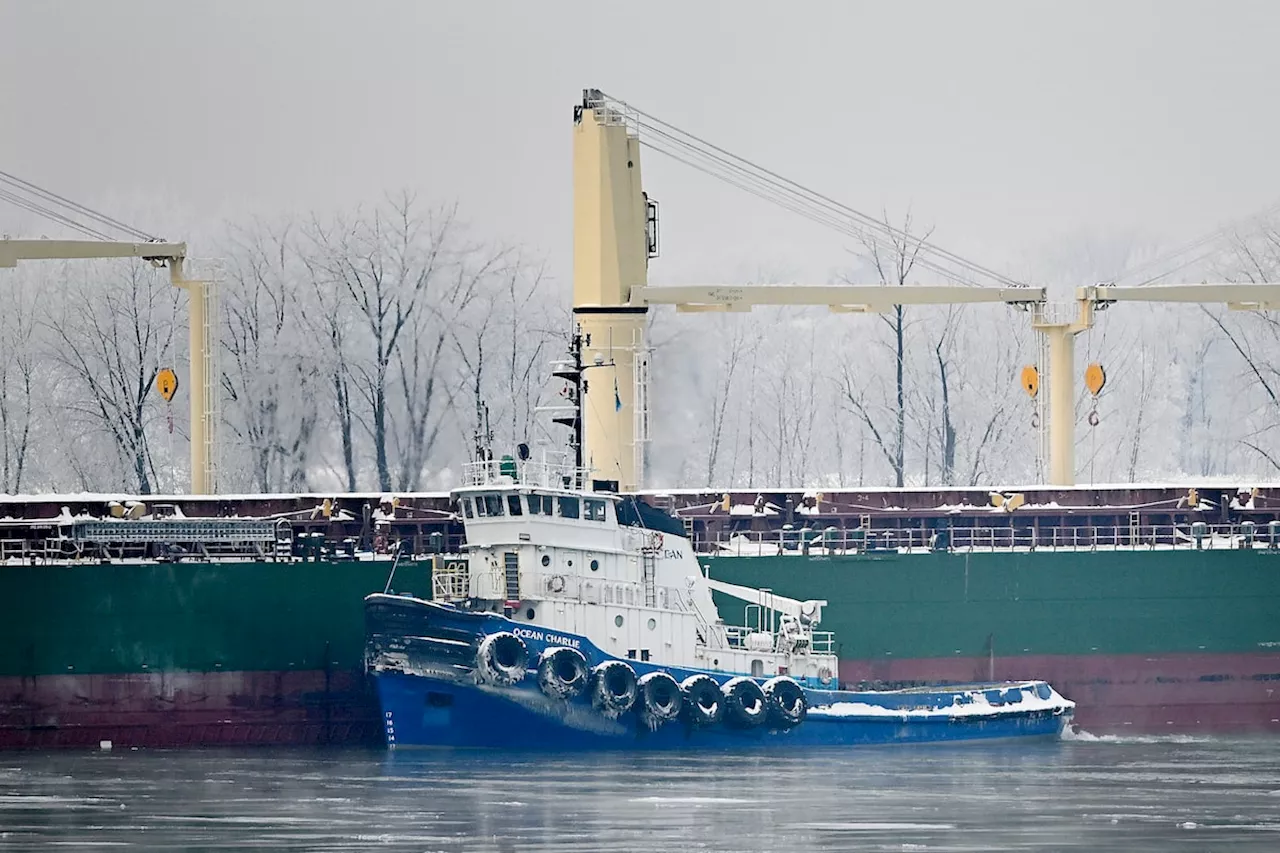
[707,548,1280,731]
[0,558,431,748]
[2,546,1278,747]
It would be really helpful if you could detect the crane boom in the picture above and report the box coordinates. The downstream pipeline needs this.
[0,238,216,493]
[704,577,826,626]
[1086,283,1280,311]
[631,284,1046,313]
[0,239,186,267]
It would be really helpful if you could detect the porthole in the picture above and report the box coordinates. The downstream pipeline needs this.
[541,555,551,567]
[614,615,624,628]
[590,559,599,572]
[567,559,574,567]
[526,608,536,621]
[647,618,656,631]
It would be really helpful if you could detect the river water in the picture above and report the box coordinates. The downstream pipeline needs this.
[3,732,1279,851]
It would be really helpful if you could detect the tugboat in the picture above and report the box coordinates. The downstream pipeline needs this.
[363,331,1074,749]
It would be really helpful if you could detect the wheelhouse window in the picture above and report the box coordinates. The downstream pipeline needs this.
[461,498,474,518]
[584,499,607,521]
[558,496,580,519]
[478,494,504,517]
[527,494,553,515]
[506,495,523,516]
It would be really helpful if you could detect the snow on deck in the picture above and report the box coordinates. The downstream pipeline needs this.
[809,683,1073,720]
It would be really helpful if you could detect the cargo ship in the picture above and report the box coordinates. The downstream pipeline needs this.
[2,89,1278,748]
[0,481,1276,748]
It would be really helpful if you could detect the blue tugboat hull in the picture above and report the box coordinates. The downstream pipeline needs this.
[373,670,1071,750]
[365,595,1073,750]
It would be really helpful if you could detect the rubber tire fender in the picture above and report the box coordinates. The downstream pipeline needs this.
[762,675,807,727]
[537,646,590,699]
[591,660,639,718]
[721,676,768,728]
[637,671,682,724]
[475,631,529,687]
[680,674,723,726]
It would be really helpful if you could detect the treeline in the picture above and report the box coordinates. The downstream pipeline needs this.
[0,198,1277,495]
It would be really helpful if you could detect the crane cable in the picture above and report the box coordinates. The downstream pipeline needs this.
[1112,197,1280,287]
[0,187,116,241]
[635,119,991,288]
[0,169,158,242]
[596,91,1027,290]
[638,127,988,288]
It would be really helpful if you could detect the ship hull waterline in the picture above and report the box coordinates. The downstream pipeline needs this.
[5,652,1278,748]
[372,671,1070,751]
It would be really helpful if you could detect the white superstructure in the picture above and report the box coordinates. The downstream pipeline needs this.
[433,453,838,685]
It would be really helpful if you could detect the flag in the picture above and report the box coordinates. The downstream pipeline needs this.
[614,376,623,412]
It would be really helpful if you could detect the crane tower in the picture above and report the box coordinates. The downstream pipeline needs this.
[573,90,655,491]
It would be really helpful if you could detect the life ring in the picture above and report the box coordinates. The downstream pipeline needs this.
[721,676,767,728]
[590,660,639,718]
[680,674,722,726]
[646,531,664,551]
[537,646,589,699]
[762,675,807,727]
[475,632,528,687]
[637,671,682,726]
[548,574,566,594]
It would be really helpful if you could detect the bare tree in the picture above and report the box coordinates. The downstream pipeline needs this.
[930,308,960,485]
[702,315,758,486]
[396,232,513,489]
[305,195,495,490]
[1206,221,1280,472]
[450,258,558,470]
[220,222,320,492]
[838,213,932,487]
[0,278,37,493]
[45,261,180,493]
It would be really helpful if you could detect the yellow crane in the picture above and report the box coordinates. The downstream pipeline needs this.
[0,239,217,494]
[573,88,1280,489]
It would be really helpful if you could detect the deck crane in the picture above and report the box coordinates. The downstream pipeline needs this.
[1031,282,1280,484]
[573,88,1280,489]
[704,577,827,629]
[0,238,218,494]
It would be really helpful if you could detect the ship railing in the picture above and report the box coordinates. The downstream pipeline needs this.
[720,625,837,656]
[462,455,595,491]
[702,521,1280,555]
[808,631,836,655]
[522,570,690,613]
[432,557,470,601]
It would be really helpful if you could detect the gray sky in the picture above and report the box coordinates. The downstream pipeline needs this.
[4,0,1279,288]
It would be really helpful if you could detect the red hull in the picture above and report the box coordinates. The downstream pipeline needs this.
[4,652,1279,747]
[0,670,381,749]
[841,651,1280,733]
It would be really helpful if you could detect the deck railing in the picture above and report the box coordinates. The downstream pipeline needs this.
[699,521,1280,556]
[461,455,593,491]
[721,624,836,655]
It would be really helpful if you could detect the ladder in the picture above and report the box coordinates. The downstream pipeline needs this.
[632,330,650,489]
[641,551,656,607]
[504,552,521,600]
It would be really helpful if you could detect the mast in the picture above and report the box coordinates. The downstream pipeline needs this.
[551,327,587,488]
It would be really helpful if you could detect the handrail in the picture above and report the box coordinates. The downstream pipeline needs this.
[699,521,1280,556]
[461,456,594,491]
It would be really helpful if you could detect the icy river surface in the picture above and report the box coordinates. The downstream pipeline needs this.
[4,732,1280,851]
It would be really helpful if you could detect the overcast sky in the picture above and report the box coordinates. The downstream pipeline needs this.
[3,1,1279,289]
